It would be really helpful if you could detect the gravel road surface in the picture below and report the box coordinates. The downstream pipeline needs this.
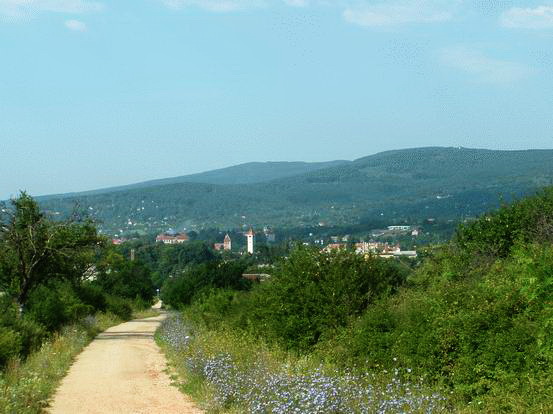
[48,313,202,414]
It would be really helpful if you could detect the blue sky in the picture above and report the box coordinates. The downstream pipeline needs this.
[1,0,553,199]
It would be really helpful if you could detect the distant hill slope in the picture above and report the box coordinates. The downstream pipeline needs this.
[38,147,553,233]
[44,160,349,199]
[170,160,350,186]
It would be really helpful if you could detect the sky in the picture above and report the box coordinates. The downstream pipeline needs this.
[1,0,553,199]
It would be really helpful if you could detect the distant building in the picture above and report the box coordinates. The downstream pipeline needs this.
[355,242,400,254]
[214,234,232,251]
[263,227,276,243]
[156,232,190,244]
[112,238,127,245]
[326,241,417,259]
[323,243,347,252]
[224,233,232,250]
[387,225,411,231]
[393,250,418,258]
[242,273,271,282]
[245,228,255,254]
[370,229,388,238]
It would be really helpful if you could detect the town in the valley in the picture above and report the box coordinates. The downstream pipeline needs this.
[113,223,421,260]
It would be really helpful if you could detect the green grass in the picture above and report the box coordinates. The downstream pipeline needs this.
[0,312,123,414]
[132,308,162,319]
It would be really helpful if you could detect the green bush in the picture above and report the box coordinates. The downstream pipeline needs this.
[25,285,68,331]
[161,260,249,309]
[14,318,48,358]
[185,288,237,327]
[25,281,98,332]
[75,283,107,312]
[238,247,409,352]
[0,327,21,367]
[456,187,553,258]
[324,243,552,405]
[105,296,133,320]
[95,252,156,302]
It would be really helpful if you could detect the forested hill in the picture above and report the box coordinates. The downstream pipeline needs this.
[38,147,553,234]
[42,160,350,199]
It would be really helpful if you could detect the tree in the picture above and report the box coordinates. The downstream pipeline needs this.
[161,260,250,308]
[0,192,102,310]
[95,250,155,301]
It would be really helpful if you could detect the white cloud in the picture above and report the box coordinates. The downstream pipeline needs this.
[0,0,103,19]
[160,0,265,12]
[440,46,532,83]
[501,5,553,29]
[343,1,455,27]
[65,18,86,30]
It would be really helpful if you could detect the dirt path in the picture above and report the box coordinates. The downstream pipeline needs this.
[48,313,202,414]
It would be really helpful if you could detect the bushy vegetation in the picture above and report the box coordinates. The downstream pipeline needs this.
[161,260,251,309]
[231,248,408,352]
[0,193,156,367]
[157,188,553,412]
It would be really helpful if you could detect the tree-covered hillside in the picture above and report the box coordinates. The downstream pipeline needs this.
[37,147,553,234]
[42,160,349,199]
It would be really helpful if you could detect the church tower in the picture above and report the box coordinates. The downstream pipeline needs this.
[223,233,232,251]
[245,228,255,255]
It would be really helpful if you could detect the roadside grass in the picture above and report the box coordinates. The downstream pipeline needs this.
[156,313,448,414]
[0,312,122,414]
[132,308,162,319]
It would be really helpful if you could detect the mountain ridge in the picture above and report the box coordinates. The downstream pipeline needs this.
[37,147,553,233]
[38,160,350,200]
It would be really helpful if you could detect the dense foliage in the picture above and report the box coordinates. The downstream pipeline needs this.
[161,260,251,309]
[161,188,553,412]
[0,193,155,368]
[234,248,409,352]
[95,251,155,302]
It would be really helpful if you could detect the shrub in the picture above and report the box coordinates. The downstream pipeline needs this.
[241,247,409,352]
[105,296,132,320]
[326,242,552,405]
[95,252,156,302]
[186,288,237,327]
[25,285,68,331]
[25,281,98,332]
[161,260,250,309]
[0,327,21,367]
[75,283,107,313]
[14,318,48,358]
[455,187,553,258]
